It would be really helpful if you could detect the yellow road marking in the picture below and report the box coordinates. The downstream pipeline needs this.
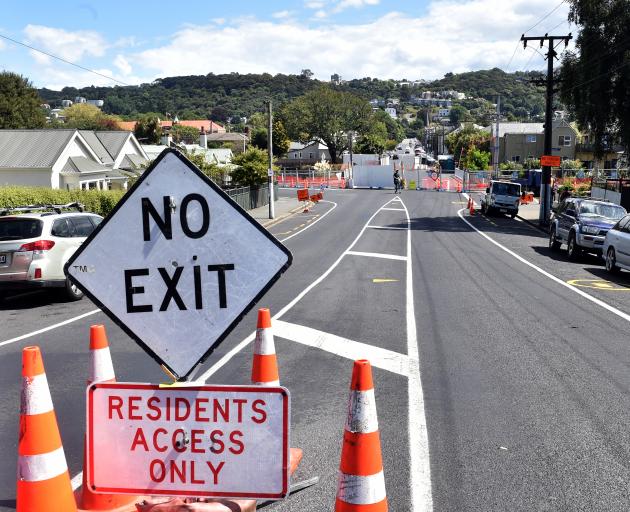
[567,279,630,291]
[372,278,399,283]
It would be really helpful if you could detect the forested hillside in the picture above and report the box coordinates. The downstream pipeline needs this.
[38,68,546,123]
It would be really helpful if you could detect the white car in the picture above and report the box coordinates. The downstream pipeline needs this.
[480,180,522,218]
[603,213,630,274]
[0,204,102,300]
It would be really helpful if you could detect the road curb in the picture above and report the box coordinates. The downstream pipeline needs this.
[516,214,548,234]
[259,202,313,228]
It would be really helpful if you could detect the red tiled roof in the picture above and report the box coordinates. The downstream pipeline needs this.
[117,121,137,131]
[116,120,226,133]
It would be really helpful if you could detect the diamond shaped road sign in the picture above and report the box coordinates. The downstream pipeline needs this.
[65,149,292,380]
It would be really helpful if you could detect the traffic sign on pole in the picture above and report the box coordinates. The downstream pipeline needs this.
[66,149,292,379]
[86,382,290,499]
[540,155,561,167]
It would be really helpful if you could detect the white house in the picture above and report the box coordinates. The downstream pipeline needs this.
[286,141,330,162]
[0,129,149,191]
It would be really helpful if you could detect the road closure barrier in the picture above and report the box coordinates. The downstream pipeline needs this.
[335,360,387,512]
[251,308,280,386]
[78,325,140,511]
[17,346,77,512]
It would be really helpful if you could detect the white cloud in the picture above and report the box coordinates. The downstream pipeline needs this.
[305,1,326,8]
[272,10,292,19]
[23,24,106,62]
[314,9,328,18]
[131,0,570,82]
[333,0,379,13]
[114,54,132,75]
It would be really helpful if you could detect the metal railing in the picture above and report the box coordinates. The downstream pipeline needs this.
[223,185,278,211]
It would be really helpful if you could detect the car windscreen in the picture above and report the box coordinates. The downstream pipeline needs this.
[493,183,520,196]
[579,203,626,220]
[0,218,44,241]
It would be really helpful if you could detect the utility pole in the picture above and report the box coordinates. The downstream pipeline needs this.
[267,101,275,220]
[521,32,572,226]
[494,95,500,178]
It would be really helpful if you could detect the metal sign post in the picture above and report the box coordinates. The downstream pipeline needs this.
[66,149,292,380]
[87,382,290,499]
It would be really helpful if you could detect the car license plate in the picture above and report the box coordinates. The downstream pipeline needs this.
[0,254,6,264]
[500,208,507,213]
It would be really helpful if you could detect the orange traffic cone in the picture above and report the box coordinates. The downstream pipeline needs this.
[336,360,387,512]
[469,200,475,215]
[251,308,280,386]
[17,346,77,512]
[78,325,139,511]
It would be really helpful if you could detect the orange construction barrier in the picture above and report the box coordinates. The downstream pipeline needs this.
[17,346,77,512]
[335,360,387,512]
[251,308,280,386]
[310,194,320,203]
[77,325,140,511]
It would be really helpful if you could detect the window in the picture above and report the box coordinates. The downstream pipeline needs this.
[558,135,572,147]
[68,216,96,237]
[89,216,103,228]
[0,218,43,241]
[511,155,520,163]
[615,216,630,232]
[309,153,314,159]
[51,219,73,238]
[526,135,537,143]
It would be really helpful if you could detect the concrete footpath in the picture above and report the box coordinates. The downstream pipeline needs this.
[248,195,308,228]
[516,200,547,232]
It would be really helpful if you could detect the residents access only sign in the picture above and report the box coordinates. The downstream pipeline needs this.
[87,383,290,499]
[66,149,292,379]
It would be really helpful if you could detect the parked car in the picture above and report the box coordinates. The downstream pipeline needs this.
[480,180,522,218]
[549,198,627,259]
[0,203,102,300]
[603,214,630,273]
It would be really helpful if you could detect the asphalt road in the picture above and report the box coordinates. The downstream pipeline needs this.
[4,187,630,510]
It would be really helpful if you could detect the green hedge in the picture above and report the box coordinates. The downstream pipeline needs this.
[0,186,126,217]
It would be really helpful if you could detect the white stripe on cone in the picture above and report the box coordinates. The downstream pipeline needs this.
[254,328,275,355]
[90,347,115,383]
[257,379,280,386]
[345,389,379,434]
[20,374,53,415]
[17,446,68,482]
[337,471,387,505]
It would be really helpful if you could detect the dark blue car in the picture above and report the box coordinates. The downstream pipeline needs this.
[549,198,627,259]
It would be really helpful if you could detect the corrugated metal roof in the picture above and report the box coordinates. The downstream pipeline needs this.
[486,123,544,138]
[79,131,114,164]
[95,131,130,159]
[0,130,76,168]
[120,154,148,169]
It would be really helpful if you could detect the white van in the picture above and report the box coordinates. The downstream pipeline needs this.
[480,180,522,218]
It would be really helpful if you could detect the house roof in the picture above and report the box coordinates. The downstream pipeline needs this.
[288,142,305,151]
[79,130,114,164]
[0,130,76,168]
[94,131,131,159]
[60,156,109,176]
[117,119,225,133]
[120,154,149,170]
[487,123,544,138]
[206,132,248,142]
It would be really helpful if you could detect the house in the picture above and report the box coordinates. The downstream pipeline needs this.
[286,141,330,162]
[0,129,149,191]
[486,121,577,164]
[385,107,397,119]
[181,144,234,167]
[574,132,625,170]
[117,119,226,134]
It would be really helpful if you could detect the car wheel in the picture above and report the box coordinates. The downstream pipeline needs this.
[510,212,517,219]
[549,227,561,251]
[567,232,581,260]
[606,247,620,274]
[64,277,84,301]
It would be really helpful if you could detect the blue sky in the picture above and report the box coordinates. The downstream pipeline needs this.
[0,0,572,90]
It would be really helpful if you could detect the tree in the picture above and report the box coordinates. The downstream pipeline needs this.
[170,124,200,143]
[355,134,386,155]
[462,146,491,170]
[250,119,291,155]
[210,106,230,123]
[445,126,491,164]
[300,69,314,79]
[0,72,46,129]
[372,109,405,142]
[231,147,271,186]
[134,115,162,144]
[449,105,471,125]
[184,150,223,183]
[560,0,630,155]
[280,86,373,163]
[62,103,121,130]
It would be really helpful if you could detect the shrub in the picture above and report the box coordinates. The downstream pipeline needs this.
[0,186,126,217]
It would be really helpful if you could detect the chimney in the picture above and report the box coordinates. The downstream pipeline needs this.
[161,133,172,147]
[199,127,207,149]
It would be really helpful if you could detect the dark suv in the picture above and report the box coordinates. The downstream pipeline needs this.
[549,198,627,259]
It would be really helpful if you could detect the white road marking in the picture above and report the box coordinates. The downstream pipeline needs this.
[71,471,83,490]
[400,200,434,511]
[0,309,100,348]
[346,251,407,261]
[279,200,337,242]
[457,208,630,324]
[272,320,411,377]
[381,207,406,211]
[367,225,407,231]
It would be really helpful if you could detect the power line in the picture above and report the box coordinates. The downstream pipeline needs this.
[0,31,131,86]
[523,0,567,35]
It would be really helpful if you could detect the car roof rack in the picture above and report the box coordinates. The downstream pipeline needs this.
[0,202,85,216]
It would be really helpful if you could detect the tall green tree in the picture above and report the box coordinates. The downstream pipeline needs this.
[170,124,200,143]
[63,103,121,130]
[0,72,46,129]
[280,86,373,163]
[446,126,491,163]
[231,147,271,186]
[250,119,291,155]
[560,0,630,155]
[134,115,162,144]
